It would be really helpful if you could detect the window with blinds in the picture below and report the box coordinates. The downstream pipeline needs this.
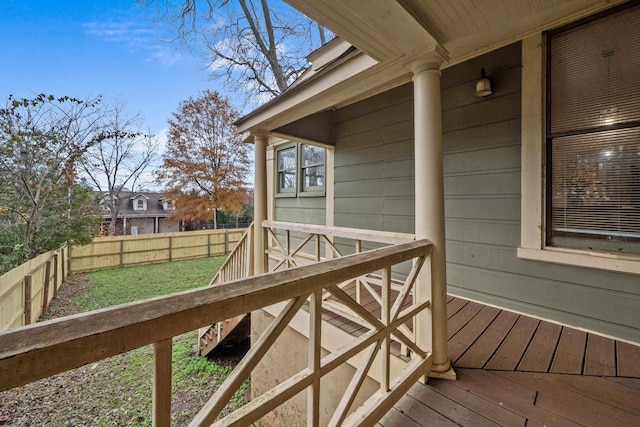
[547,4,640,253]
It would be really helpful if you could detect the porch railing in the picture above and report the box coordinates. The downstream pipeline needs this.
[208,223,254,286]
[264,220,417,355]
[198,223,254,355]
[0,238,433,426]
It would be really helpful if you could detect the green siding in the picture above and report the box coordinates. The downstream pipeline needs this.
[274,196,325,225]
[334,83,414,235]
[331,42,640,343]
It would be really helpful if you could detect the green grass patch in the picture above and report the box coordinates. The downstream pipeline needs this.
[45,256,247,426]
[73,256,226,311]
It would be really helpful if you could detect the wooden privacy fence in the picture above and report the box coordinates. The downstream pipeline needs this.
[0,229,245,332]
[70,228,246,273]
[0,247,69,331]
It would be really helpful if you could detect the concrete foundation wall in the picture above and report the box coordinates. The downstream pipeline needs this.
[251,308,379,426]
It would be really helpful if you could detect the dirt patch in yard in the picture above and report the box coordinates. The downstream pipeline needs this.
[0,273,248,426]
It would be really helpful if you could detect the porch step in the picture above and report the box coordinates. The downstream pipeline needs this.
[199,314,251,357]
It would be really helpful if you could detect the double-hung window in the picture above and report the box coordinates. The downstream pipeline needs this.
[547,4,640,254]
[301,144,325,193]
[276,143,326,197]
[276,145,297,195]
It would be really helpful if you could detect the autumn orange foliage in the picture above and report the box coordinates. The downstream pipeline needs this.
[156,90,251,228]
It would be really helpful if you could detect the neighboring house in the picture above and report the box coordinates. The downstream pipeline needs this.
[233,0,640,422]
[98,192,179,235]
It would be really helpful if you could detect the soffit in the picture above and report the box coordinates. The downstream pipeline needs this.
[238,0,628,133]
[283,0,440,62]
[287,0,626,63]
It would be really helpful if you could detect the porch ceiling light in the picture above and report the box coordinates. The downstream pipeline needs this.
[475,68,493,97]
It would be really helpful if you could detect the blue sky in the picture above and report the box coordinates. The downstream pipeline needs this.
[0,0,213,134]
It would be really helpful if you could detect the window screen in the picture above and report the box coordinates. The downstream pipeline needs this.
[548,5,640,253]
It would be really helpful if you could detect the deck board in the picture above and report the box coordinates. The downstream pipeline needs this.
[414,376,526,426]
[495,371,640,426]
[584,334,616,376]
[404,382,500,427]
[446,297,467,319]
[392,394,459,426]
[617,341,640,377]
[447,301,483,340]
[550,327,587,374]
[376,296,640,426]
[540,374,640,415]
[321,292,640,426]
[484,316,538,370]
[448,305,500,363]
[455,310,518,368]
[377,408,423,427]
[449,369,582,426]
[517,321,561,372]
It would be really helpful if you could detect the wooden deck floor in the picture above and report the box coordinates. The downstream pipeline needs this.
[378,297,640,426]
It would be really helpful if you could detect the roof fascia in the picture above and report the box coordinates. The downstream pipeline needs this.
[236,51,379,133]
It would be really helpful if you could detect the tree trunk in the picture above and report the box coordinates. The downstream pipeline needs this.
[109,217,117,235]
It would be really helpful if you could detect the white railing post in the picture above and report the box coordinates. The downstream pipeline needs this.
[254,134,268,275]
[285,230,291,269]
[307,290,321,427]
[381,266,391,393]
[355,240,362,304]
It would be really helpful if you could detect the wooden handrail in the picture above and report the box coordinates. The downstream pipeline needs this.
[262,220,415,245]
[209,223,254,285]
[0,239,431,393]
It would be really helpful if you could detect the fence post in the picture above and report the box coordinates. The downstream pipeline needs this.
[168,236,173,262]
[53,254,59,298]
[67,246,72,274]
[119,240,124,267]
[61,248,66,283]
[224,230,229,254]
[42,261,51,313]
[24,275,32,325]
[207,233,211,258]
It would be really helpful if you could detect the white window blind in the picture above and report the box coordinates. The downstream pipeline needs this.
[548,5,640,251]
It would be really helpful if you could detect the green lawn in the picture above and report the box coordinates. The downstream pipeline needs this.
[43,257,246,426]
[74,256,226,310]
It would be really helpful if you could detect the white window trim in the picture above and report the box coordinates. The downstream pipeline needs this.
[518,33,640,275]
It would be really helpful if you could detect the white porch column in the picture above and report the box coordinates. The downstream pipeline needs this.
[410,53,454,379]
[253,133,268,275]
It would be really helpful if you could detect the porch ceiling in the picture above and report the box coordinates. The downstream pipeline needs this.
[237,0,628,134]
[286,0,625,62]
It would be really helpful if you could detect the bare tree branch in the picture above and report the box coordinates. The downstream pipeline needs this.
[77,102,159,234]
[139,0,331,104]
